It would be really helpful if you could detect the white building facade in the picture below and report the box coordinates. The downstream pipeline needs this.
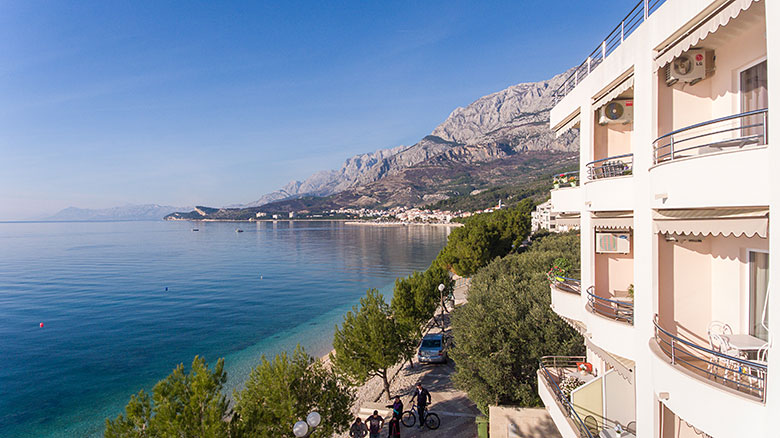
[539,1,776,437]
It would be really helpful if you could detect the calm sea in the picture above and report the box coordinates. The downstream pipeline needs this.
[0,220,450,437]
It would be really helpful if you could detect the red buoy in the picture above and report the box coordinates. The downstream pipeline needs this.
[39,322,44,328]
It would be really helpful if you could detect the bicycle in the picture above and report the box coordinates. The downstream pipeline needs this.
[401,402,440,430]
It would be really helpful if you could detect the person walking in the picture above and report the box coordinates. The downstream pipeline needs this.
[365,410,385,438]
[387,415,401,438]
[350,417,368,438]
[386,396,403,420]
[410,382,431,429]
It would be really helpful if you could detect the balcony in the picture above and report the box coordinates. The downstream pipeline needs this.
[653,317,766,401]
[649,110,770,208]
[553,0,665,103]
[585,154,633,181]
[551,277,583,322]
[653,109,768,164]
[539,356,637,438]
[538,356,596,438]
[585,286,633,325]
[651,317,769,437]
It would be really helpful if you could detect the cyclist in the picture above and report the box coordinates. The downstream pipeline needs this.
[386,396,403,419]
[410,382,431,429]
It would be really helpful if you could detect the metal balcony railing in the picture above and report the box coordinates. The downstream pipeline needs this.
[653,109,769,164]
[653,316,767,402]
[586,286,634,325]
[539,356,595,438]
[586,153,633,180]
[553,0,666,103]
[553,171,580,189]
[552,276,581,295]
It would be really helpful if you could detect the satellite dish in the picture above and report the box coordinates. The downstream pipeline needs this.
[605,102,625,120]
[673,55,693,75]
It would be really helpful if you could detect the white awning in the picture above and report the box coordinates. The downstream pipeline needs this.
[585,337,635,383]
[592,76,634,111]
[554,111,580,138]
[653,207,769,238]
[555,214,581,228]
[654,0,761,69]
[592,212,633,230]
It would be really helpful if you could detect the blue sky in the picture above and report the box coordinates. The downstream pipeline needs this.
[0,1,630,219]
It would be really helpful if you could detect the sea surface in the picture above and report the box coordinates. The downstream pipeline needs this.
[0,220,451,438]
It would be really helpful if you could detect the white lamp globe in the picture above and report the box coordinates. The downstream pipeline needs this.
[293,420,309,437]
[438,283,445,292]
[307,411,321,428]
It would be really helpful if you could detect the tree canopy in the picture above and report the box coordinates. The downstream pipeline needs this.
[449,232,584,413]
[331,288,405,400]
[232,345,353,438]
[436,199,535,276]
[105,356,230,438]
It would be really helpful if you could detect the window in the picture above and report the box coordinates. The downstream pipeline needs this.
[748,251,769,341]
[740,60,768,142]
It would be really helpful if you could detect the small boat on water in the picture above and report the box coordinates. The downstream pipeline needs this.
[235,229,244,233]
[192,228,199,232]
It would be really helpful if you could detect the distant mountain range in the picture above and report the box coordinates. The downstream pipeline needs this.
[167,68,578,219]
[44,204,191,221]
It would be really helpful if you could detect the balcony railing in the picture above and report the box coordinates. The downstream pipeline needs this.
[653,316,767,402]
[586,286,634,324]
[539,356,595,438]
[553,0,666,103]
[586,153,633,180]
[653,109,769,164]
[552,276,581,295]
[553,171,580,189]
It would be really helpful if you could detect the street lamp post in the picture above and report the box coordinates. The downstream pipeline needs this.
[438,283,447,323]
[293,411,321,437]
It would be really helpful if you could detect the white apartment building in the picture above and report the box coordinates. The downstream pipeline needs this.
[539,1,776,437]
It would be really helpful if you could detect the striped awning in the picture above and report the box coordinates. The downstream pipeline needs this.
[653,207,768,238]
[554,111,580,138]
[592,75,634,111]
[555,214,581,228]
[592,211,634,230]
[654,0,762,69]
[585,337,635,383]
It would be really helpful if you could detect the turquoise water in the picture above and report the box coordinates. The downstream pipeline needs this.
[0,220,450,437]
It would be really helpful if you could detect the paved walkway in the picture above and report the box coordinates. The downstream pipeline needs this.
[354,276,479,438]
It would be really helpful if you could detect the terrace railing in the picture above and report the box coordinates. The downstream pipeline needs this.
[653,109,769,164]
[539,356,595,438]
[653,316,767,402]
[586,286,634,325]
[552,276,582,295]
[586,153,633,180]
[553,0,666,103]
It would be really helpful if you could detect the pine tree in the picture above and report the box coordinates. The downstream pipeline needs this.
[105,356,230,438]
[331,289,404,401]
[232,345,353,438]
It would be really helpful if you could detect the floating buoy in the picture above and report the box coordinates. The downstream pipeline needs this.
[39,322,44,328]
[165,287,168,291]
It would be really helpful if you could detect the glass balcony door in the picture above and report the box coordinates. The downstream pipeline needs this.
[748,251,769,341]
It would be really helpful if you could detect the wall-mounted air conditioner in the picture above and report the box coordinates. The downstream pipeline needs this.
[666,49,714,86]
[598,100,633,125]
[596,232,631,254]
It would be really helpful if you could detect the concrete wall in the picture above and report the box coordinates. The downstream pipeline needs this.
[571,376,604,430]
[603,370,636,430]
[488,406,562,438]
[657,233,768,345]
[593,117,633,162]
[594,233,635,299]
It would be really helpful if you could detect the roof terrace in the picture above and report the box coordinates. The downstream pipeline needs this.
[553,0,666,103]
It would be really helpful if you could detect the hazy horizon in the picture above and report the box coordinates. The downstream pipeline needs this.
[0,1,628,220]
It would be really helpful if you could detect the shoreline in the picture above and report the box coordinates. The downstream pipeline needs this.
[164,217,463,226]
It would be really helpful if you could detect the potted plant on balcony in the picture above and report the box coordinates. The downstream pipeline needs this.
[546,258,572,285]
[627,284,634,299]
[568,174,578,187]
[553,174,564,189]
[560,376,585,398]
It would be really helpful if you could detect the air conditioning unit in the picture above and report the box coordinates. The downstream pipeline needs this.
[596,232,631,254]
[666,49,714,86]
[598,100,633,125]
